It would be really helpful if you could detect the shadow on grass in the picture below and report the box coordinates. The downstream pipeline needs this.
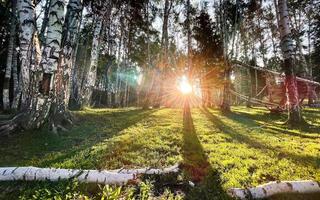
[226,111,320,139]
[231,108,320,134]
[182,103,230,200]
[265,126,320,139]
[0,108,156,168]
[231,109,286,123]
[302,108,320,114]
[200,107,320,169]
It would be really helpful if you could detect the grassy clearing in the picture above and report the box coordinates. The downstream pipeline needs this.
[0,106,319,199]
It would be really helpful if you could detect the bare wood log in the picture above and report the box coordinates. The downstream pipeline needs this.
[228,180,320,199]
[0,165,179,185]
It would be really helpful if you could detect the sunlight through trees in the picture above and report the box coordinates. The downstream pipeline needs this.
[0,0,320,199]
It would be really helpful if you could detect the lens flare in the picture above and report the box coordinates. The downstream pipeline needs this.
[178,76,192,94]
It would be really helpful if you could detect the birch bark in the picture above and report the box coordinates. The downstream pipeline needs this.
[61,0,83,105]
[16,0,36,108]
[39,0,51,45]
[0,165,179,185]
[9,0,66,132]
[228,180,320,199]
[278,0,303,124]
[81,15,103,106]
[40,0,65,92]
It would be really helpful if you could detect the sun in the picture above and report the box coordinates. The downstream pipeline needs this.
[178,76,192,94]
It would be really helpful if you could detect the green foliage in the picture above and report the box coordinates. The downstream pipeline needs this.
[100,185,122,200]
[17,180,88,200]
[193,10,223,62]
[193,9,224,87]
[7,179,183,200]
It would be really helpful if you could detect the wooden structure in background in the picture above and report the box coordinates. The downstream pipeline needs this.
[200,60,320,111]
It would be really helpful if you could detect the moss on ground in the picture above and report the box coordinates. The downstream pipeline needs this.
[0,106,319,199]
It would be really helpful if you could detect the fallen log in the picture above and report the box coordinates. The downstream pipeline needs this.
[227,180,320,199]
[0,164,180,185]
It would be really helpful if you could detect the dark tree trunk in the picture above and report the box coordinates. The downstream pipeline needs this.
[3,0,17,111]
[221,67,231,112]
[220,0,231,112]
[153,0,172,108]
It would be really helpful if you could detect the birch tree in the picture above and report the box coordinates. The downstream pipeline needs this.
[39,0,52,45]
[277,0,303,124]
[61,0,83,104]
[80,0,114,107]
[40,0,65,92]
[16,0,37,108]
[0,0,66,135]
[48,0,83,131]
[81,14,103,106]
[21,0,66,131]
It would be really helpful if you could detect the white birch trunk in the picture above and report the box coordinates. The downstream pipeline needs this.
[39,0,52,45]
[16,0,36,107]
[40,0,65,75]
[228,180,320,199]
[62,0,83,104]
[82,15,103,106]
[0,165,179,185]
[22,0,65,131]
[278,0,302,123]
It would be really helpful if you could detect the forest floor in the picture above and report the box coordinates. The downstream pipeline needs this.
[0,106,319,199]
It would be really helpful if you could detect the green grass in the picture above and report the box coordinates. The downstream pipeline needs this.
[0,106,319,199]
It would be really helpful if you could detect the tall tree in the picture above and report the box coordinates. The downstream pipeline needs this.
[153,0,173,108]
[81,14,104,106]
[277,0,303,124]
[61,0,83,105]
[2,0,17,110]
[40,0,65,94]
[49,0,83,129]
[39,0,51,45]
[0,0,67,134]
[193,9,223,106]
[186,0,191,73]
[16,0,37,108]
[220,0,232,112]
